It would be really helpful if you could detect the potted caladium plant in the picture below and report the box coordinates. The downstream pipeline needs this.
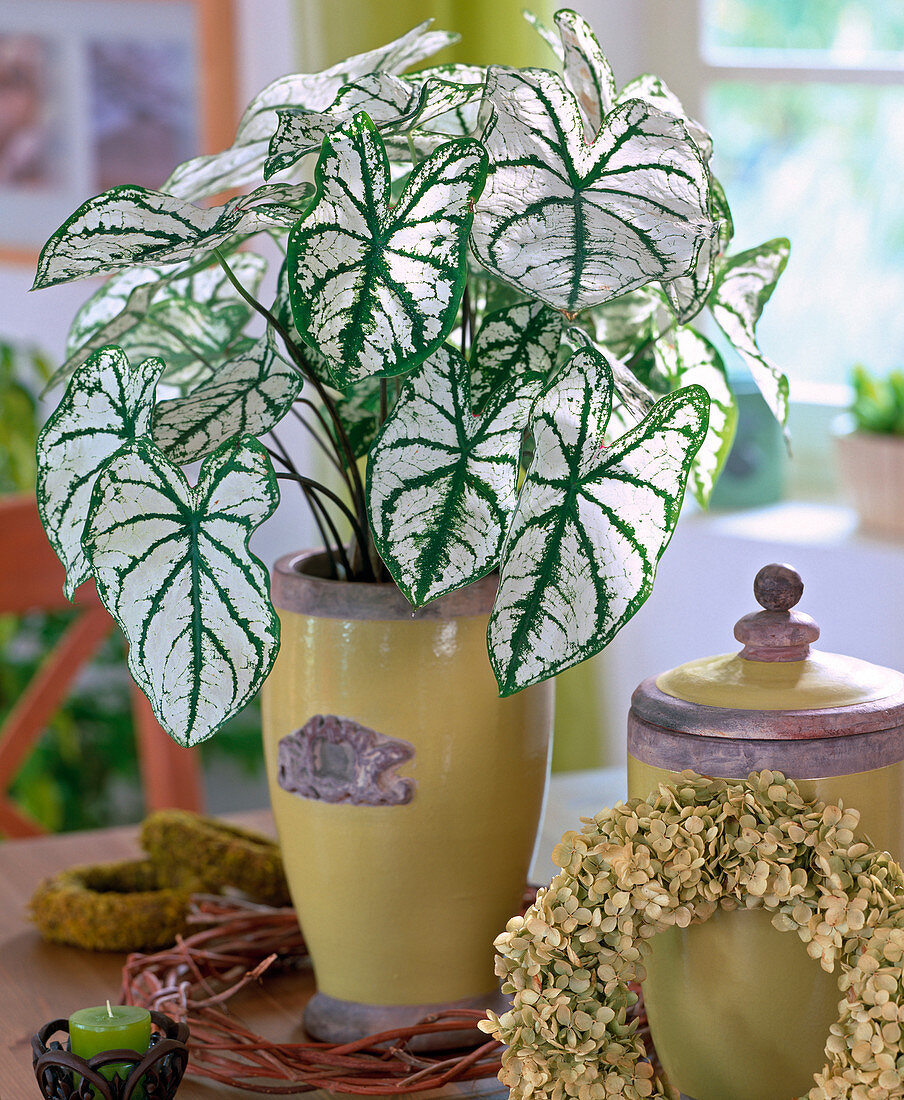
[31,10,789,1042]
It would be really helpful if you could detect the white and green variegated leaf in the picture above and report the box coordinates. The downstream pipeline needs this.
[265,72,482,179]
[165,21,459,201]
[367,344,541,606]
[127,297,255,391]
[83,437,280,746]
[653,327,736,507]
[469,300,563,412]
[288,114,487,387]
[331,377,387,459]
[711,174,734,250]
[33,183,310,289]
[588,286,662,361]
[661,223,720,324]
[48,271,164,394]
[471,67,712,313]
[407,64,486,137]
[523,10,564,60]
[49,254,268,394]
[554,9,617,138]
[710,238,791,429]
[617,74,713,163]
[153,333,302,464]
[488,346,709,695]
[565,325,655,424]
[167,252,267,309]
[36,347,163,598]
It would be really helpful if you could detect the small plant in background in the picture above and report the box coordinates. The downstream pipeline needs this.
[849,363,904,435]
[30,10,790,749]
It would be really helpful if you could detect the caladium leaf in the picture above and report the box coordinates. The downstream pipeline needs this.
[82,436,280,746]
[288,114,487,387]
[588,286,661,361]
[469,300,563,412]
[265,72,482,179]
[153,333,303,464]
[653,327,737,507]
[523,10,564,61]
[471,67,712,313]
[367,344,542,606]
[47,254,267,395]
[618,74,713,163]
[406,64,486,137]
[488,346,709,695]
[565,325,655,424]
[660,225,719,324]
[165,21,459,201]
[332,377,388,459]
[127,298,255,391]
[33,183,310,289]
[710,238,790,429]
[35,346,163,599]
[554,8,617,138]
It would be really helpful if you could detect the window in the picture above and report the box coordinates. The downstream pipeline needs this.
[699,1,904,396]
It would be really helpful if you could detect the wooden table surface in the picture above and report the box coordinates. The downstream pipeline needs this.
[0,770,628,1100]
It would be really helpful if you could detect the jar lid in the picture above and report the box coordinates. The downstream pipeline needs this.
[632,563,904,739]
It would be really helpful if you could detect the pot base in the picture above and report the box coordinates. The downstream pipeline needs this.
[303,989,509,1050]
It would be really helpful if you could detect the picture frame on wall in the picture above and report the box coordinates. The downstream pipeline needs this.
[0,0,236,262]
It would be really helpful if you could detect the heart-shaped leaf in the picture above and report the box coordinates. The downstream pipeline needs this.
[653,327,736,507]
[565,325,656,424]
[368,344,541,606]
[265,72,482,179]
[46,254,267,395]
[470,67,712,313]
[554,9,617,138]
[405,64,486,139]
[154,332,303,464]
[83,436,280,746]
[33,183,310,289]
[660,226,719,324]
[469,300,563,412]
[618,74,713,163]
[710,237,790,429]
[523,10,564,61]
[125,298,255,391]
[166,21,459,201]
[488,346,709,695]
[288,113,487,387]
[36,346,163,598]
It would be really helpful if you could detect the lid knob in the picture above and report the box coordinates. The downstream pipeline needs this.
[734,563,820,662]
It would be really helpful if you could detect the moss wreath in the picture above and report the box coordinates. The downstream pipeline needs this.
[480,770,904,1100]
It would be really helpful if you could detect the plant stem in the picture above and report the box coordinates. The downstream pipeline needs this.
[265,442,337,576]
[291,404,351,485]
[214,248,370,558]
[460,282,470,358]
[273,472,372,568]
[379,379,388,426]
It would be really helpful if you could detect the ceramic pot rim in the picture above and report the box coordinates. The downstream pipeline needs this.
[271,550,499,620]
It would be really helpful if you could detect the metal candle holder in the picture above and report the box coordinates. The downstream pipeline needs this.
[32,1011,189,1100]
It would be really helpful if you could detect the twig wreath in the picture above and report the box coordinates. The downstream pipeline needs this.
[480,770,904,1100]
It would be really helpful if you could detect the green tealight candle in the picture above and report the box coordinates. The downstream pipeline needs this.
[69,1001,151,1099]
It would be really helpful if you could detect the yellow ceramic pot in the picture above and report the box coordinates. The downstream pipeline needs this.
[261,551,554,1042]
[627,564,904,1100]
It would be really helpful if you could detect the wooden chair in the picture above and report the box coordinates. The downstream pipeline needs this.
[0,493,204,837]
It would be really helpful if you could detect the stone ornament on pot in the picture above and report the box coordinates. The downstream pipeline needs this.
[628,563,904,1100]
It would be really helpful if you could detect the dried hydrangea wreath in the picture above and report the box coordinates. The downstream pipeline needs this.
[481,771,904,1100]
